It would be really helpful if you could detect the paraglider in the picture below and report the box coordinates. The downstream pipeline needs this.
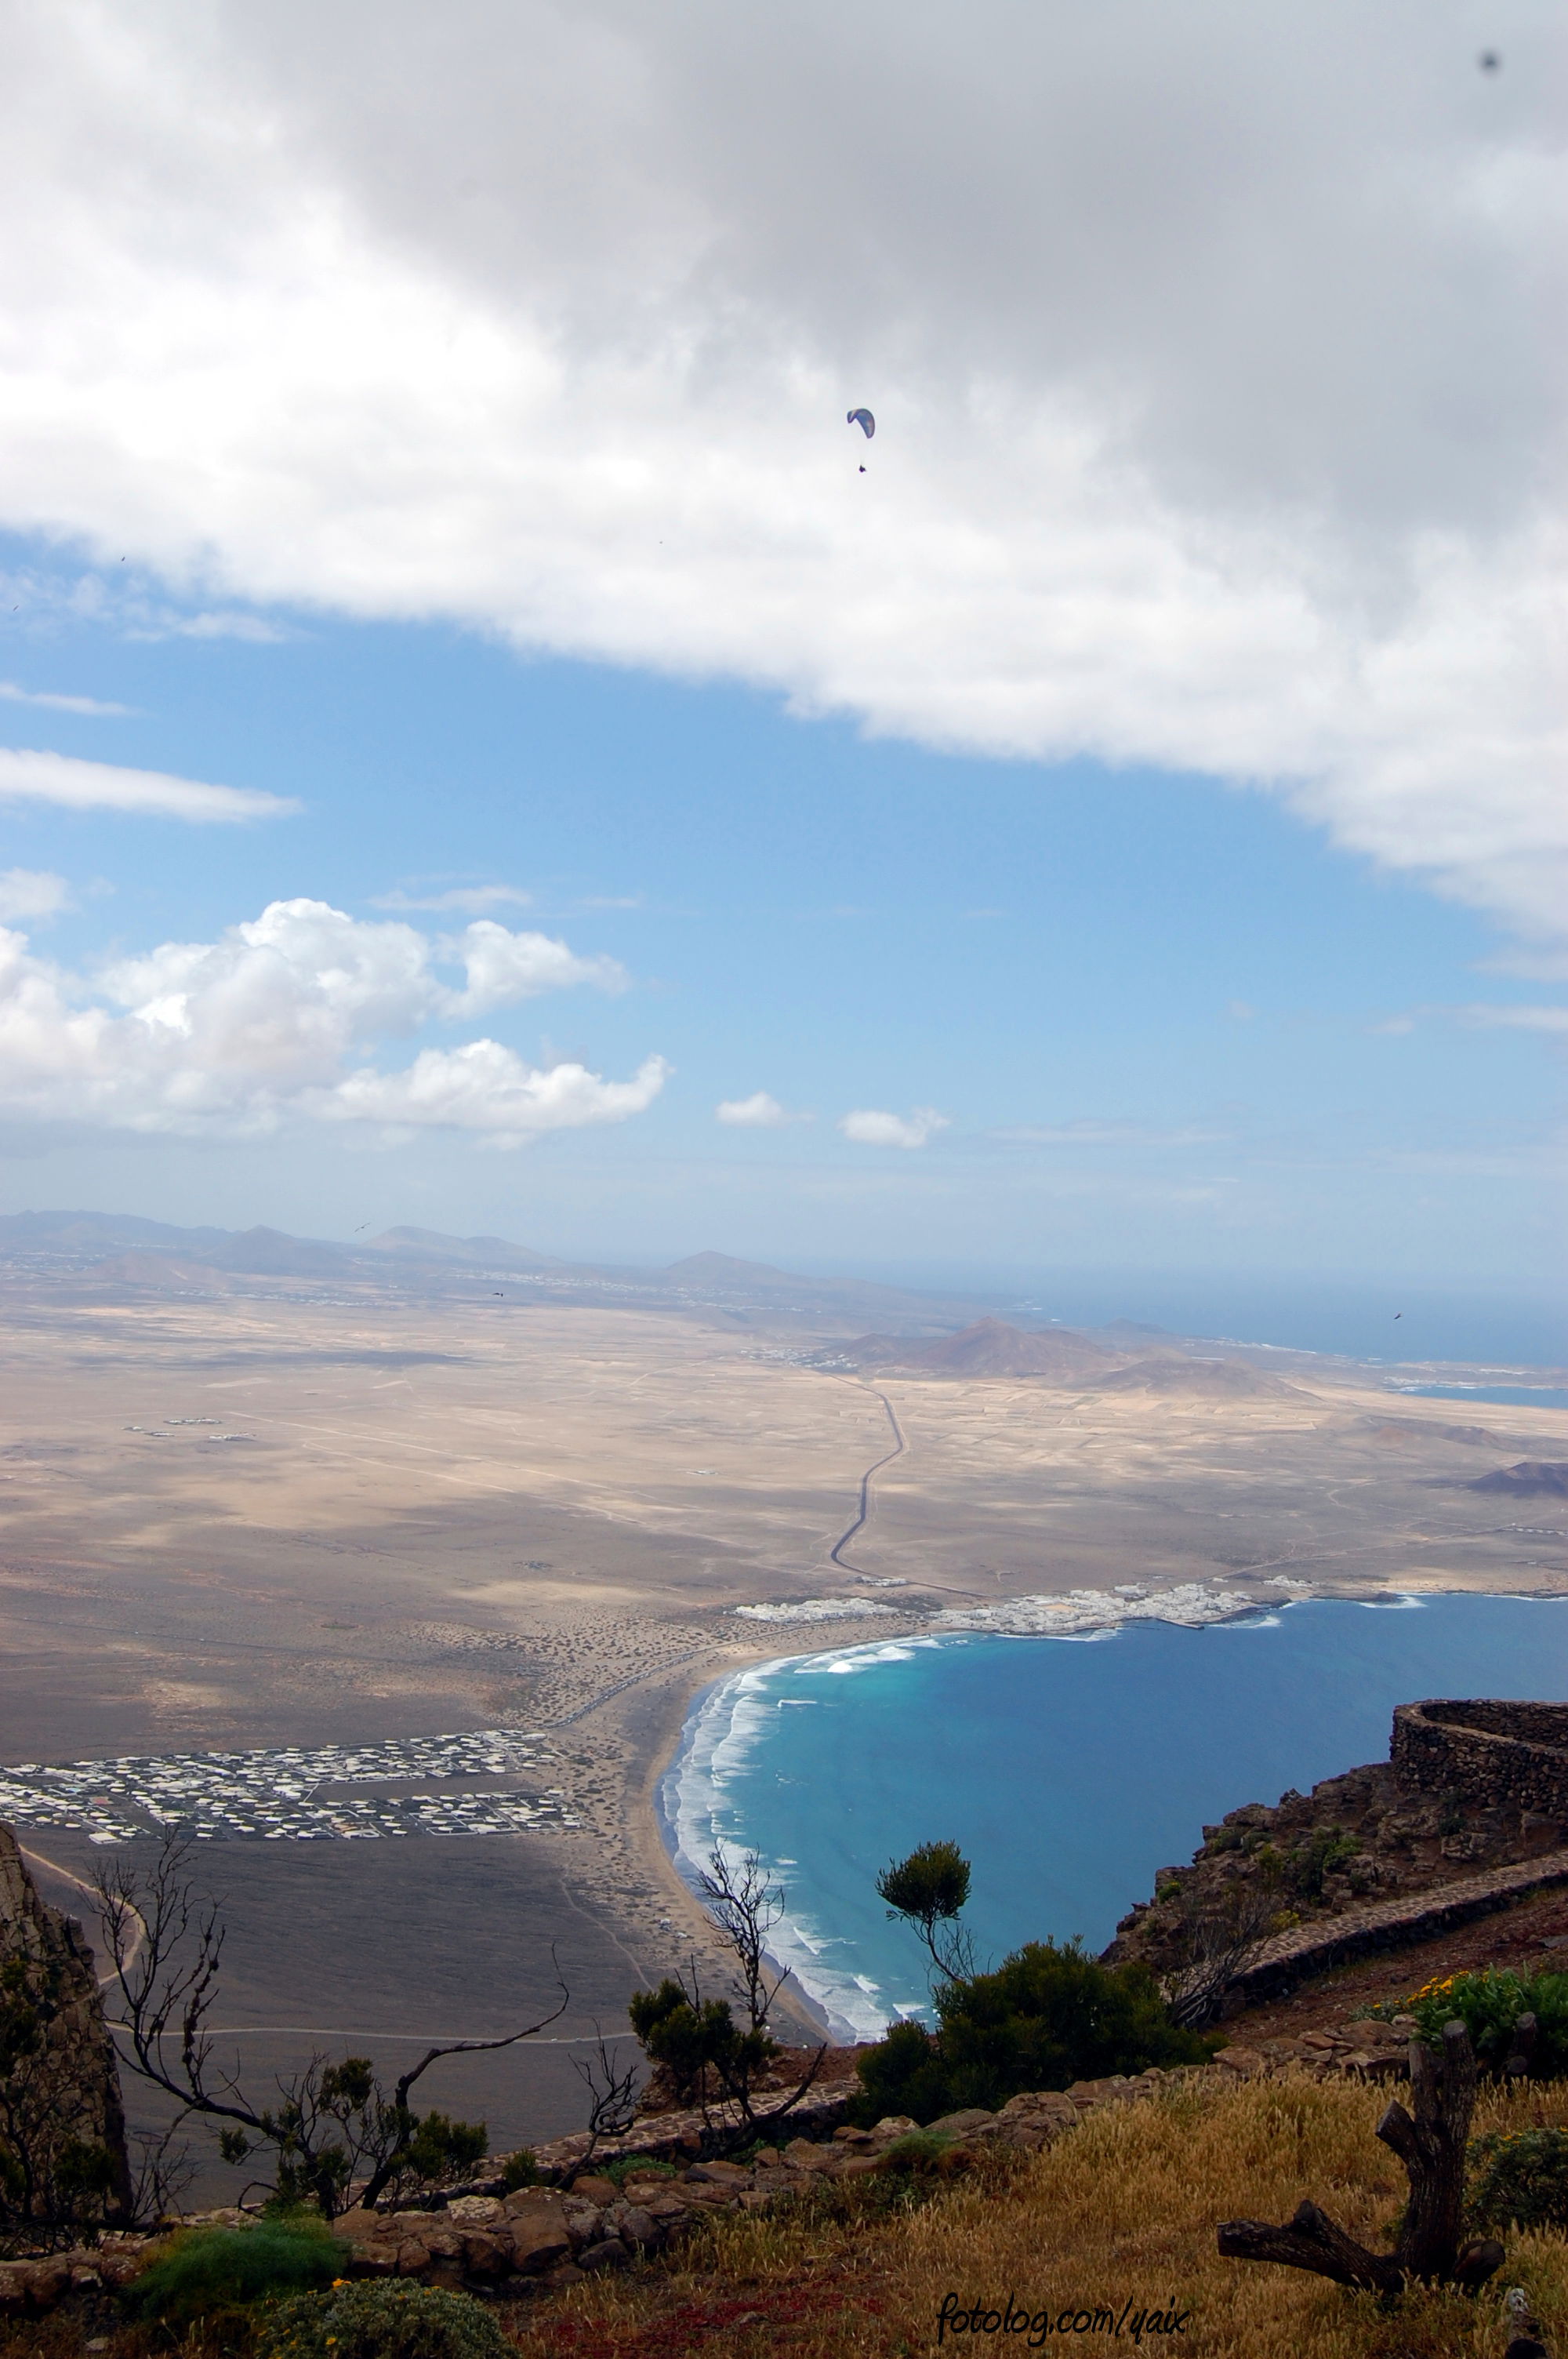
[847,408,875,438]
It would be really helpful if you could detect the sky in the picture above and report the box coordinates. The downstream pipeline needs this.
[0,1,1563,1316]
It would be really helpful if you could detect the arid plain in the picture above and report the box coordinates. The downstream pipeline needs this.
[2,1229,1565,2165]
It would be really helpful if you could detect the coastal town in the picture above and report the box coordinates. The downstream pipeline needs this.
[0,1729,576,1845]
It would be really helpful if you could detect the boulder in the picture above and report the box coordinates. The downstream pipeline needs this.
[568,2175,619,2205]
[503,2190,573,2275]
[926,2108,1001,2142]
[578,2237,630,2273]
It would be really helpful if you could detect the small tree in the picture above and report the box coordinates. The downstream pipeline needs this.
[626,1963,825,2151]
[877,1841,975,1983]
[96,1837,567,2215]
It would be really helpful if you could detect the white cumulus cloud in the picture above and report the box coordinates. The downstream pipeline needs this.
[0,6,1563,941]
[0,748,296,823]
[0,681,134,716]
[0,898,660,1141]
[0,869,71,921]
[839,1106,949,1150]
[716,1091,789,1128]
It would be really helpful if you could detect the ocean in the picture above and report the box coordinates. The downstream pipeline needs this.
[661,1594,1568,2039]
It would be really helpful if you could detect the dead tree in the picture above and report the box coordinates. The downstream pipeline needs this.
[1165,1881,1277,2030]
[696,1848,790,2033]
[96,1837,568,2215]
[1218,2019,1504,2295]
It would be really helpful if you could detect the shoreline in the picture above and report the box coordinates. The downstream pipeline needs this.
[644,1589,1568,2040]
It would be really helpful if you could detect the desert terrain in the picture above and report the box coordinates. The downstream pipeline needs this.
[1,1218,1564,2168]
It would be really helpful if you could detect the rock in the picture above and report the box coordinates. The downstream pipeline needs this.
[927,2107,1001,2141]
[1213,2046,1267,2077]
[783,2137,837,2170]
[504,2190,573,2274]
[568,2174,620,2205]
[578,2237,630,2273]
[447,2195,505,2226]
[456,2229,513,2278]
[563,2205,604,2249]
[686,2159,751,2183]
[332,2207,384,2245]
[993,2092,1080,2148]
[869,2116,919,2140]
[610,2202,662,2250]
[350,2243,401,2277]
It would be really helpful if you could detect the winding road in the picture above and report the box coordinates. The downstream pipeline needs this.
[828,1386,906,1575]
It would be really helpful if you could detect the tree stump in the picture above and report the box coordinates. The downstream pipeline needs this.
[1218,2019,1504,2294]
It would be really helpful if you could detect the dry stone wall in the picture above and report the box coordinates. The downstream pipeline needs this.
[1392,1700,1568,1819]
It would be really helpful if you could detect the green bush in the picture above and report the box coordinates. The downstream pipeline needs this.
[256,2279,514,2359]
[1407,1968,1568,2077]
[1469,2128,1568,2232]
[849,1940,1213,2126]
[498,2147,539,2191]
[124,2215,342,2323]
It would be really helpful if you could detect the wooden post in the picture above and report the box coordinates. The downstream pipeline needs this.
[1218,2019,1504,2293]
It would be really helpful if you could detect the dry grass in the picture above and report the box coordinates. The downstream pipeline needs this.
[507,2074,1568,2359]
[10,2077,1568,2357]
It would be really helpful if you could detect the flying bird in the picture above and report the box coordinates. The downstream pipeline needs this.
[1479,49,1501,68]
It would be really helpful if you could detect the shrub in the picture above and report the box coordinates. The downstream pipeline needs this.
[849,1940,1212,2125]
[499,2146,539,2190]
[123,2215,342,2323]
[1285,1827,1361,1899]
[877,2130,955,2175]
[256,2278,514,2359]
[627,1976,774,2109]
[1408,1968,1568,2077]
[1469,2127,1568,2232]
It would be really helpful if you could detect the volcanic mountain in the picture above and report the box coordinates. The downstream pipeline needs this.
[1465,1461,1568,1497]
[837,1318,1116,1380]
[1091,1355,1306,1399]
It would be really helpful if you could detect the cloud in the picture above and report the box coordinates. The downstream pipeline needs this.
[0,8,1563,942]
[1456,1004,1568,1034]
[716,1090,789,1127]
[0,749,296,823]
[0,682,134,716]
[0,898,659,1141]
[0,870,71,921]
[325,1045,669,1143]
[839,1106,949,1149]
[991,1120,1227,1148]
[372,884,534,914]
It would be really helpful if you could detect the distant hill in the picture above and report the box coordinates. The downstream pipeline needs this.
[1466,1461,1568,1497]
[839,1318,1116,1379]
[0,1209,233,1255]
[1091,1355,1304,1399]
[1362,1416,1501,1448]
[367,1227,559,1270]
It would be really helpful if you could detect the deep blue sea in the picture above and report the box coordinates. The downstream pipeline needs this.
[1393,1385,1568,1412]
[662,1596,1568,2037]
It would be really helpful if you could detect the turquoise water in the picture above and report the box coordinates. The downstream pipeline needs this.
[662,1596,1568,2037]
[1392,1385,1568,1411]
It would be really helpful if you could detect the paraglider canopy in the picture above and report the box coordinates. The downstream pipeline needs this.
[847,408,875,438]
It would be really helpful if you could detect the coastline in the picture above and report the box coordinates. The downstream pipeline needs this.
[647,1589,1568,2041]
